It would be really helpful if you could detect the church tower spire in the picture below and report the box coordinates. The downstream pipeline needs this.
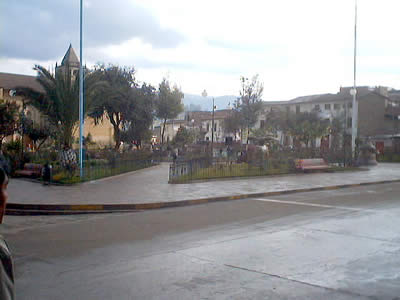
[56,44,80,79]
[61,44,80,68]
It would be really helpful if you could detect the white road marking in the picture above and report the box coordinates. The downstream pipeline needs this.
[251,198,377,212]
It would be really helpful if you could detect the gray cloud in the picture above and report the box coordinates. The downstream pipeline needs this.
[0,0,185,61]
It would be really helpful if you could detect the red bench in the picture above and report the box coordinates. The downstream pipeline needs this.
[15,163,43,178]
[295,158,330,172]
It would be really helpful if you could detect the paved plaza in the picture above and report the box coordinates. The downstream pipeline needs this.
[7,163,400,205]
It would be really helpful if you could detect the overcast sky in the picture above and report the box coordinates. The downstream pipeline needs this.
[1,0,400,100]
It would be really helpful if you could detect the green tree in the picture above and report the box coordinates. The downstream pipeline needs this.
[120,83,156,148]
[236,75,263,144]
[223,108,243,141]
[88,65,137,150]
[155,79,184,144]
[329,116,344,152]
[22,118,55,151]
[264,109,291,137]
[287,111,330,149]
[0,100,19,151]
[172,126,194,148]
[16,65,100,148]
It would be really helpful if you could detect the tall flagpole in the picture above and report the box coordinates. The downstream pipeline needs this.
[351,0,358,159]
[79,0,84,178]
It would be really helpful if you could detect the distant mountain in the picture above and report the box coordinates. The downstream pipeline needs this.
[183,94,237,111]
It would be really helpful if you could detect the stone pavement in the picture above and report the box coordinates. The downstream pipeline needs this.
[7,163,400,205]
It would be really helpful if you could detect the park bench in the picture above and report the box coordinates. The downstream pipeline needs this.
[295,158,330,172]
[15,163,43,178]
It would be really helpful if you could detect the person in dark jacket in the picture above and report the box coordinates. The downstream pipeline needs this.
[0,167,15,299]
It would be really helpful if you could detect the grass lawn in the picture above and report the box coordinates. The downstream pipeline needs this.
[52,161,156,184]
[170,163,365,184]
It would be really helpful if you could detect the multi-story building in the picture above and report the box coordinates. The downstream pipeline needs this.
[152,119,187,144]
[186,110,236,143]
[257,86,400,150]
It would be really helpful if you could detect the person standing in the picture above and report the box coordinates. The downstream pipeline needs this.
[0,168,15,300]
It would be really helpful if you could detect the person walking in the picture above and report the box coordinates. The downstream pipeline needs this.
[0,168,15,299]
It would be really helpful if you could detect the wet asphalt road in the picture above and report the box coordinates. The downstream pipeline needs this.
[3,182,400,299]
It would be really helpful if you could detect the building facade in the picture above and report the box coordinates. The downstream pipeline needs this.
[257,86,400,149]
[185,110,237,143]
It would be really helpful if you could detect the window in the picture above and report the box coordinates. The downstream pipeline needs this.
[314,104,320,110]
[325,104,331,110]
[296,105,300,114]
[334,104,340,110]
[343,103,352,109]
[206,123,210,132]
[260,120,265,128]
[347,117,352,128]
[214,123,217,131]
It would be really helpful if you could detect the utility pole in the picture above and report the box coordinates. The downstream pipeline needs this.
[351,0,358,160]
[79,0,84,178]
[211,97,215,155]
[343,102,347,167]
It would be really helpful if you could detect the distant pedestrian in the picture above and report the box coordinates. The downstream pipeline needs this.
[42,162,52,185]
[0,167,15,300]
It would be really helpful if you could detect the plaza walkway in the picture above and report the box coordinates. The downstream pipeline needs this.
[8,163,400,205]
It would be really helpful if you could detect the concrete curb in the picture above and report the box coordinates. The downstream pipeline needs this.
[6,179,400,216]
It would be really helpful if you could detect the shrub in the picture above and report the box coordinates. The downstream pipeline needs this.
[52,171,81,184]
[88,159,108,166]
[4,139,22,152]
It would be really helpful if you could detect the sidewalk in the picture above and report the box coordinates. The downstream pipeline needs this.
[7,163,400,206]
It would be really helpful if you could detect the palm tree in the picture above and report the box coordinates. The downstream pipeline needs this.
[16,64,100,148]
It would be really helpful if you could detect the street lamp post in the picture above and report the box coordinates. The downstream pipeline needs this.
[211,97,215,151]
[79,0,84,178]
[351,0,358,160]
[343,101,347,167]
[191,119,195,143]
[202,90,215,156]
[201,90,217,155]
[20,100,26,160]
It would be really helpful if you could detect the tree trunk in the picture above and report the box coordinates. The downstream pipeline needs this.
[109,113,122,150]
[161,118,167,144]
[63,124,74,148]
[36,138,47,151]
[113,124,121,150]
[246,125,250,144]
